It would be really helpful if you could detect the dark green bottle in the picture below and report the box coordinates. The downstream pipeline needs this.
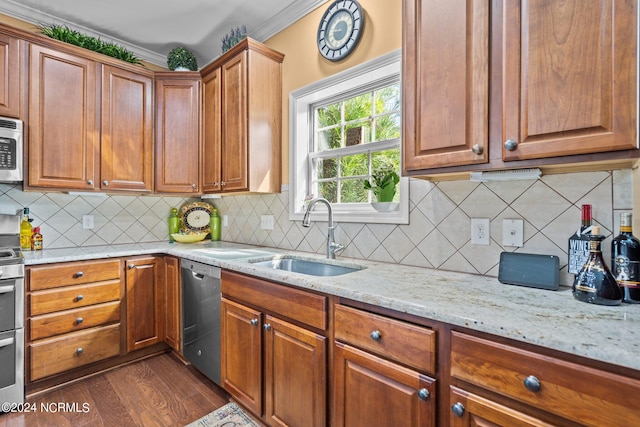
[611,213,640,303]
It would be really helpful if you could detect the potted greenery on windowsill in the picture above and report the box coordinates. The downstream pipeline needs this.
[364,161,400,212]
[167,46,198,71]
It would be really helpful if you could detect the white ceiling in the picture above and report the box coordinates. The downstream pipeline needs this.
[0,0,326,68]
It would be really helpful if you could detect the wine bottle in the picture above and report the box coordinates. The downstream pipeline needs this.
[568,204,592,275]
[573,226,622,306]
[611,213,640,303]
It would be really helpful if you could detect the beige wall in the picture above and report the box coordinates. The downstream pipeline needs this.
[265,0,402,184]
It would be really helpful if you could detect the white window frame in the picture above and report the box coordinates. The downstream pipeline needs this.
[289,49,408,224]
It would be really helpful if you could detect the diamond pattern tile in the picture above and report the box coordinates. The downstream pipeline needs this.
[1,169,622,287]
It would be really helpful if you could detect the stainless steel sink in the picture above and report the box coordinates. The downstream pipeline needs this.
[250,256,363,276]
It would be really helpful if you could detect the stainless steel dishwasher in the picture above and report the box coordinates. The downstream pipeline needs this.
[181,260,221,386]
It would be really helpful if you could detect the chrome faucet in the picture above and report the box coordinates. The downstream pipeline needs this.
[302,197,344,259]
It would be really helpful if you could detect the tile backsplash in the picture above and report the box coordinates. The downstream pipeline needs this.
[1,169,631,286]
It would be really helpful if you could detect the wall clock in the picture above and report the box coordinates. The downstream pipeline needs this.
[317,0,365,61]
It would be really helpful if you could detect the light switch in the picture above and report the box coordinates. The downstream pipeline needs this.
[260,215,274,230]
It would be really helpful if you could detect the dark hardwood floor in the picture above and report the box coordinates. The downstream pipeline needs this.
[1,353,230,427]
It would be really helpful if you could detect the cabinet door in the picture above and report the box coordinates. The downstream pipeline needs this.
[264,315,326,427]
[155,78,201,193]
[403,0,489,172]
[163,256,181,352]
[101,65,153,192]
[202,67,222,193]
[28,44,99,189]
[125,256,163,352]
[333,342,436,427]
[449,386,554,427]
[221,298,262,415]
[502,0,637,161]
[0,33,20,118]
[220,51,248,192]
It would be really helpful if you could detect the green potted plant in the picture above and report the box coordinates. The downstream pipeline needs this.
[221,25,247,53]
[167,46,198,71]
[364,161,400,211]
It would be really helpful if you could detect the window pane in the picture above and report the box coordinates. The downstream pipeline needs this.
[344,93,372,122]
[316,128,341,151]
[316,158,337,179]
[341,178,368,203]
[317,102,341,127]
[318,181,337,203]
[374,85,401,115]
[374,113,401,141]
[340,153,368,177]
[345,121,371,146]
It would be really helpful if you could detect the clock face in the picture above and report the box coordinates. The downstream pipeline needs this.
[317,0,364,61]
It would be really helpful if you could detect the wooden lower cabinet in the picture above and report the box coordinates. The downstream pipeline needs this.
[162,255,181,352]
[333,303,437,427]
[449,386,553,427]
[221,270,327,427]
[125,256,164,352]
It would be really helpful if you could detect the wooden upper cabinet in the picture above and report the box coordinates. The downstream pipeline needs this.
[101,65,153,192]
[220,51,248,192]
[0,33,21,118]
[200,38,283,194]
[155,75,201,193]
[202,67,222,193]
[28,44,99,190]
[403,0,489,173]
[502,0,637,161]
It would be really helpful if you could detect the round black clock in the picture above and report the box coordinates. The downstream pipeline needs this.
[317,0,364,61]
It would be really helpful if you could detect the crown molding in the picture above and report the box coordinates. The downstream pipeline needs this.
[250,0,327,41]
[0,0,173,66]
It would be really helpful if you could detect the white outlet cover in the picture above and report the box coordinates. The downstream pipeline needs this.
[260,215,275,230]
[471,218,490,245]
[502,218,524,247]
[82,214,94,230]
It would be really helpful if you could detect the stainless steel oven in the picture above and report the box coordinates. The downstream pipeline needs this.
[0,213,24,408]
[0,117,23,183]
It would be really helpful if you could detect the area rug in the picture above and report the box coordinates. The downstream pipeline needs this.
[185,402,261,427]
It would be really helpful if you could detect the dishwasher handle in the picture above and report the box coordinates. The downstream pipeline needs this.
[191,271,205,280]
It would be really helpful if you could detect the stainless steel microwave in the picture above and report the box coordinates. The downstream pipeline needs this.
[0,117,22,182]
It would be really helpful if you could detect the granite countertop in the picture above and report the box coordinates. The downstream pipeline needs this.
[23,241,640,373]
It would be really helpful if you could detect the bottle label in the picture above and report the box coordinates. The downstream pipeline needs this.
[568,235,590,274]
[612,255,640,288]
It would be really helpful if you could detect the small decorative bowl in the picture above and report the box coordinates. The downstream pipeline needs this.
[171,233,207,243]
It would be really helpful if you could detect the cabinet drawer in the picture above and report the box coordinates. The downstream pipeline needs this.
[30,280,121,316]
[28,259,121,291]
[450,331,640,427]
[29,301,121,341]
[30,323,121,381]
[334,305,436,374]
[222,270,327,330]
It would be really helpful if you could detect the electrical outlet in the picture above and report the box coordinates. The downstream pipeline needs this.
[261,215,275,230]
[471,218,490,245]
[502,218,524,247]
[82,215,94,230]
[222,215,229,227]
